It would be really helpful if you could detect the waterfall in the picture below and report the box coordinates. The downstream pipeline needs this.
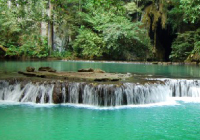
[0,81,54,104]
[162,79,200,97]
[1,79,200,106]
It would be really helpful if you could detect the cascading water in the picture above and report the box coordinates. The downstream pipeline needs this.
[158,79,200,97]
[0,79,200,106]
[0,81,54,104]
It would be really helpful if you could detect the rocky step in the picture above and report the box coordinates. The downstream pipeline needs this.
[18,67,132,82]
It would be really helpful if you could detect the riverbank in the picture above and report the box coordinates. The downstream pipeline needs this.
[0,57,199,66]
[62,60,199,66]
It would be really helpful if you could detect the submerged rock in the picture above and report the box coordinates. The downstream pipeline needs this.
[26,67,35,72]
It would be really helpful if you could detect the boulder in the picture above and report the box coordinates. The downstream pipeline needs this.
[38,67,56,72]
[26,67,35,72]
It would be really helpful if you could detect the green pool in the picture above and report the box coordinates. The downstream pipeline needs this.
[0,102,200,140]
[1,60,200,78]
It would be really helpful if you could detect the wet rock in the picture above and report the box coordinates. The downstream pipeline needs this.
[78,68,94,72]
[94,78,119,82]
[18,71,46,78]
[38,67,56,72]
[18,70,130,82]
[26,67,35,72]
[110,78,120,82]
[53,83,63,104]
[78,68,106,73]
[20,81,27,90]
[18,71,37,77]
[94,78,109,82]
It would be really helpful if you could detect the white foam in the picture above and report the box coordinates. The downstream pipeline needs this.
[0,99,180,110]
[0,100,21,105]
[59,100,179,110]
[2,97,200,110]
[0,101,55,107]
[173,97,200,103]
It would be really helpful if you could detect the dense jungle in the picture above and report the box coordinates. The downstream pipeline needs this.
[0,0,200,62]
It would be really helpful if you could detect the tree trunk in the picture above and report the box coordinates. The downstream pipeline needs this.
[48,1,54,55]
[79,0,82,12]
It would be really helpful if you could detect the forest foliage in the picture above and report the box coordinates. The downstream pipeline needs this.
[168,0,200,61]
[0,0,200,61]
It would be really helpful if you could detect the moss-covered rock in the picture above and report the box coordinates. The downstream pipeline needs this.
[26,67,35,72]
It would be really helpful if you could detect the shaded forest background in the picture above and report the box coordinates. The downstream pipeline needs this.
[0,0,200,62]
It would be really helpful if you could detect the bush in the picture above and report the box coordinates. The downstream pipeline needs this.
[170,29,200,61]
[6,45,20,57]
[6,36,49,58]
[73,28,105,59]
[72,6,151,60]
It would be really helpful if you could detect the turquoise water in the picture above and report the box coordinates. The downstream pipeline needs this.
[1,61,200,140]
[0,102,200,140]
[0,60,200,78]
